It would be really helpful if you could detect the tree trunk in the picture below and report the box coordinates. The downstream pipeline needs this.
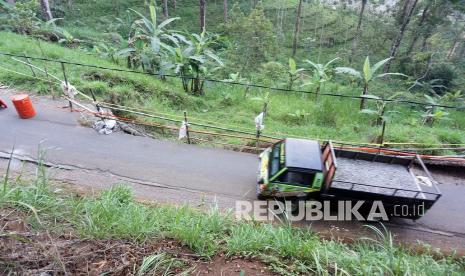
[173,0,176,10]
[163,0,169,17]
[448,38,462,59]
[406,1,430,56]
[360,82,368,110]
[6,0,15,4]
[200,0,206,33]
[350,0,367,63]
[384,0,419,73]
[421,33,429,51]
[291,0,303,57]
[447,25,465,59]
[39,0,53,21]
[223,0,228,22]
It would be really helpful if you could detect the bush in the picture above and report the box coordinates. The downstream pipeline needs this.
[258,61,287,86]
[0,0,41,34]
[425,63,457,94]
[222,5,277,74]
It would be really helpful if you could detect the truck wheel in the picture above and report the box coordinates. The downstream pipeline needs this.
[256,183,267,200]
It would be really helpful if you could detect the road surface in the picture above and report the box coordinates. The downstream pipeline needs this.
[1,89,465,254]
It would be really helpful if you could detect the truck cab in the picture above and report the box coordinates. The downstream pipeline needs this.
[257,138,334,199]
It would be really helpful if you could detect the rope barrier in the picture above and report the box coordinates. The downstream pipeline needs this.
[1,52,464,110]
[99,101,256,133]
[340,146,465,164]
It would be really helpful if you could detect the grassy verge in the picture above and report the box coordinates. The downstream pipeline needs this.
[1,31,465,153]
[1,161,464,275]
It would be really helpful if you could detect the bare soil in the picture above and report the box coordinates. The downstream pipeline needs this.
[0,208,274,275]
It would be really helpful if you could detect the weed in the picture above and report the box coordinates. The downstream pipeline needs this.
[0,164,464,274]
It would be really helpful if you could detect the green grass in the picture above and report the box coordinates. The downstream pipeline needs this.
[1,31,464,152]
[1,161,464,275]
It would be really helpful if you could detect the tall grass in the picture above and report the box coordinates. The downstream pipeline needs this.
[1,163,464,275]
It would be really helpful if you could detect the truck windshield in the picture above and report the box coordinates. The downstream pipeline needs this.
[282,171,315,187]
[270,142,282,176]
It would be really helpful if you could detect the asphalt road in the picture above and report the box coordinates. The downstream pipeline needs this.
[1,90,465,253]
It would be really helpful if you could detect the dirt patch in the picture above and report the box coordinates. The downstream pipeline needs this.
[194,254,273,275]
[0,208,274,275]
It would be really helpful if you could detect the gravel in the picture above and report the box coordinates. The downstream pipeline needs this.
[332,158,423,198]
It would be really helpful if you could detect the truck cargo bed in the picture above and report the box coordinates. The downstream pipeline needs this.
[321,147,441,209]
[333,158,422,198]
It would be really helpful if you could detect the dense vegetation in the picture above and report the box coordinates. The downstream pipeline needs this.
[1,161,464,274]
[1,0,465,151]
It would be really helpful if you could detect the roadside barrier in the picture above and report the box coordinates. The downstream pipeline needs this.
[10,94,36,119]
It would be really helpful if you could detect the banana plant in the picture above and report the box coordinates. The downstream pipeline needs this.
[421,95,450,126]
[287,58,305,90]
[93,43,135,65]
[302,57,339,100]
[336,56,406,110]
[125,4,180,71]
[360,93,403,126]
[172,31,223,95]
[42,18,81,46]
[188,31,223,95]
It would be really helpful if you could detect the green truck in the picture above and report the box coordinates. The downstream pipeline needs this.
[257,138,442,219]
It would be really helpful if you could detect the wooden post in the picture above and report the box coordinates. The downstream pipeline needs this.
[184,111,191,144]
[380,120,387,147]
[90,89,102,112]
[60,62,73,111]
[262,100,268,118]
[256,100,268,147]
[243,85,250,99]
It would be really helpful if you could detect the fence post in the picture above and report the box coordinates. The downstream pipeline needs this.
[380,120,387,147]
[184,111,191,144]
[60,62,73,111]
[89,89,102,112]
[243,85,250,99]
[255,100,268,147]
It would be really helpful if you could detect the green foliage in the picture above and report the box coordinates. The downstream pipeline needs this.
[0,0,40,34]
[171,31,224,95]
[285,109,311,125]
[421,95,450,126]
[125,4,180,72]
[259,61,287,86]
[336,56,407,109]
[1,31,464,150]
[286,58,305,90]
[425,63,457,94]
[136,253,192,275]
[360,93,403,126]
[222,6,277,73]
[303,57,339,99]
